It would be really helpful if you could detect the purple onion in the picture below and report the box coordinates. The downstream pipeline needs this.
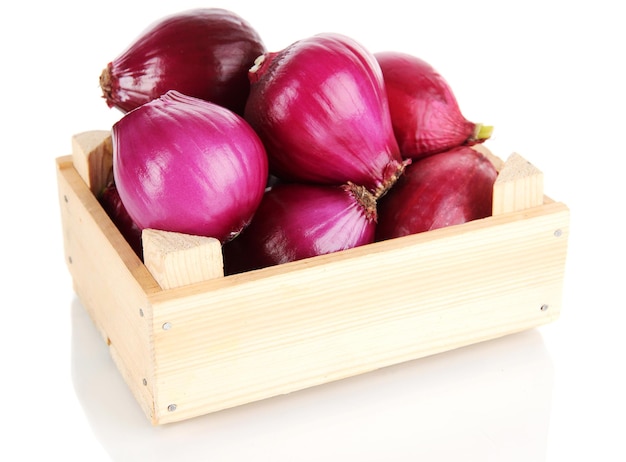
[99,180,143,259]
[223,182,377,273]
[376,146,498,240]
[375,51,493,159]
[244,33,408,197]
[100,8,266,115]
[112,90,268,244]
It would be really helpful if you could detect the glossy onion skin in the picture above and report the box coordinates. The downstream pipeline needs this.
[99,181,144,259]
[244,33,405,194]
[100,8,266,115]
[376,146,498,240]
[223,183,377,273]
[112,90,269,244]
[375,51,482,159]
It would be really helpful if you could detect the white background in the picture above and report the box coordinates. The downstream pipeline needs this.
[2,1,624,460]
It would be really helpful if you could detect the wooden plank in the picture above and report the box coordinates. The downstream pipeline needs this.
[71,130,113,196]
[56,156,162,423]
[148,202,569,423]
[492,152,544,215]
[143,229,224,290]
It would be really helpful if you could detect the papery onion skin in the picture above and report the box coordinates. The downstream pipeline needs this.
[99,180,144,259]
[376,146,498,241]
[112,90,269,244]
[223,182,377,273]
[100,8,266,115]
[375,51,492,160]
[244,33,406,196]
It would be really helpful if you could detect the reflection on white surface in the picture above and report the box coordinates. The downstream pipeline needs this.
[71,296,553,462]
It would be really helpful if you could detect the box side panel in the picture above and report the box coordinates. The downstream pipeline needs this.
[150,202,569,424]
[56,156,161,423]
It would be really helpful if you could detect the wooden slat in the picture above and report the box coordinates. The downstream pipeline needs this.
[148,202,569,424]
[56,156,161,423]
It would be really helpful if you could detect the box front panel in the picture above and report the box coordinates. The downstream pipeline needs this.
[149,202,569,424]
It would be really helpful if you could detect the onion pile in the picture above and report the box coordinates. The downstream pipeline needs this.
[98,8,498,273]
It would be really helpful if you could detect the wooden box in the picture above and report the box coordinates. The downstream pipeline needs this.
[56,130,569,425]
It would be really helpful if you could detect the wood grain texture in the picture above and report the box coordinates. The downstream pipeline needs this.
[147,202,569,423]
[57,156,161,422]
[56,131,570,424]
[143,229,224,290]
[493,152,544,215]
[71,130,112,196]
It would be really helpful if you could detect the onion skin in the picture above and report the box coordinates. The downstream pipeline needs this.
[244,33,407,196]
[223,182,377,273]
[100,8,266,115]
[112,90,268,244]
[99,181,144,259]
[375,51,492,160]
[376,146,498,240]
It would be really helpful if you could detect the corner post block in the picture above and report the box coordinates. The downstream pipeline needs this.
[142,229,224,290]
[492,152,544,215]
[71,130,113,196]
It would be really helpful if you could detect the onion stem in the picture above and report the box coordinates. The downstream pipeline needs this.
[472,123,494,142]
[344,182,378,222]
[99,66,112,99]
[372,159,411,200]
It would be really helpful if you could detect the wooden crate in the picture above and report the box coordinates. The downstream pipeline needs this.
[56,130,569,425]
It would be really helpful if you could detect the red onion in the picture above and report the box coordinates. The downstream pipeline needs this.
[112,90,268,244]
[376,146,498,240]
[244,33,408,197]
[375,51,493,160]
[100,8,266,115]
[223,182,377,273]
[99,180,143,259]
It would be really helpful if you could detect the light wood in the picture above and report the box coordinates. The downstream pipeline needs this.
[142,229,224,290]
[147,202,568,423]
[492,152,544,215]
[57,131,570,425]
[472,143,505,171]
[57,156,161,422]
[71,130,113,196]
